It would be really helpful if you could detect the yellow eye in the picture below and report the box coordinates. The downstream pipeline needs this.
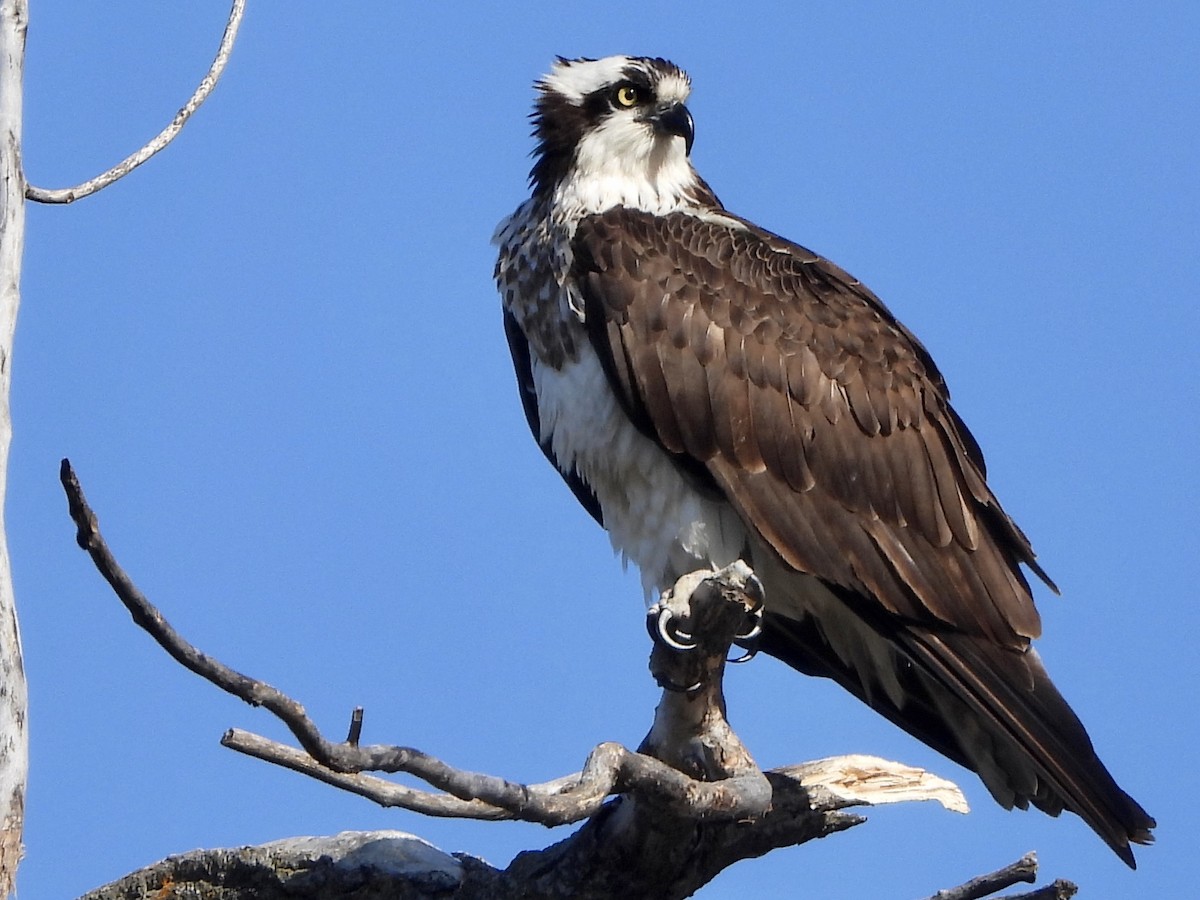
[614,84,641,108]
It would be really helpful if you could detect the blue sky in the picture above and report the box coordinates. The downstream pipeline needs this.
[12,3,1198,898]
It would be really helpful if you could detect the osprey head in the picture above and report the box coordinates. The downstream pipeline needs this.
[529,56,696,199]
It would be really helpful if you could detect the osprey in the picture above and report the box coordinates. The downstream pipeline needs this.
[494,55,1154,865]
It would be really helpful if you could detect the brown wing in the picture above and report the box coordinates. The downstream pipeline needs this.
[574,207,1048,645]
[571,207,1154,864]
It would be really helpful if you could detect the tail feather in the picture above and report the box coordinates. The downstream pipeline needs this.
[907,630,1155,866]
[761,600,1155,866]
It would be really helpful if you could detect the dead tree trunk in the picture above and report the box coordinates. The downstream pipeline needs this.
[0,2,28,893]
[0,3,245,893]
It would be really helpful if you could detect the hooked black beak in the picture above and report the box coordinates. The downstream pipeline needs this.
[647,102,694,156]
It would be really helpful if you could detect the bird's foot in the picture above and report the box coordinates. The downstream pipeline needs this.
[647,562,766,660]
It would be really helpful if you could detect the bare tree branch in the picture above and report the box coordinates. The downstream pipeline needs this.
[24,0,246,204]
[75,836,1082,900]
[63,456,1078,899]
[59,458,341,759]
[923,853,1078,900]
[925,852,1039,900]
[1002,881,1079,900]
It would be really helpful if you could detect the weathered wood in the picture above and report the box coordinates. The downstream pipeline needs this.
[75,831,486,900]
[923,852,1078,900]
[0,2,27,894]
[63,464,991,898]
[24,0,246,205]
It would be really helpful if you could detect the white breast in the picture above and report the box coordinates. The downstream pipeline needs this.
[531,347,747,598]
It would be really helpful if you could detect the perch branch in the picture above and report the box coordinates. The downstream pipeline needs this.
[25,0,246,204]
[62,458,1001,898]
[59,459,588,822]
[58,459,826,828]
[220,727,779,826]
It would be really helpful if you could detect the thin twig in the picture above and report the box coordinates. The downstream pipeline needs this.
[1001,880,1078,900]
[59,458,539,816]
[25,0,246,204]
[345,706,363,746]
[60,457,346,766]
[922,852,1077,900]
[221,728,522,820]
[58,458,770,826]
[924,852,1038,900]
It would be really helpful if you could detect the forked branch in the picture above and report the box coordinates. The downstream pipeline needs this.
[922,852,1078,900]
[60,457,1075,899]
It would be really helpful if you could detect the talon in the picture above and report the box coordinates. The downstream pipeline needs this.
[734,606,763,643]
[735,618,762,643]
[650,606,697,651]
[729,604,763,663]
[727,646,759,664]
